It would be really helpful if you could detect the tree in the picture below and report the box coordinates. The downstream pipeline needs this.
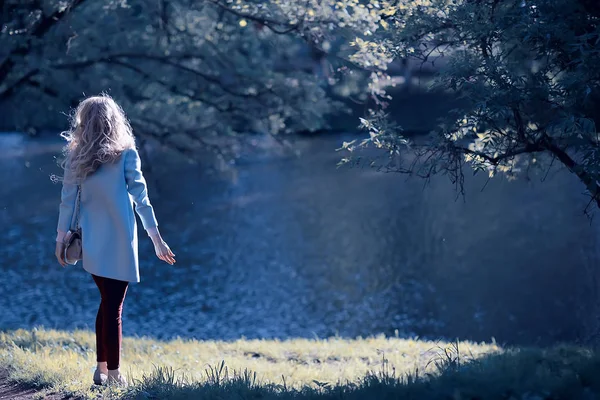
[0,0,348,163]
[5,0,598,202]
[204,0,600,211]
[335,0,600,211]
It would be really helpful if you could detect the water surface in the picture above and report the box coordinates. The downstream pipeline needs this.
[0,133,597,345]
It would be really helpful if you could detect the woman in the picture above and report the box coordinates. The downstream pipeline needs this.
[55,94,175,387]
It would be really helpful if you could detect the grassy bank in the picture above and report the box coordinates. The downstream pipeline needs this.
[0,329,598,399]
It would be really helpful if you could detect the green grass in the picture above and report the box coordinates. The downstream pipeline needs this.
[0,328,599,399]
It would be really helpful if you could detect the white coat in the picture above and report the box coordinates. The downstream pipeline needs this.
[57,148,158,282]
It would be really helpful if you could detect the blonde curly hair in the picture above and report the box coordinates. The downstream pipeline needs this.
[61,94,136,182]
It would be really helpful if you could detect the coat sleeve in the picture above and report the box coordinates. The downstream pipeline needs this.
[57,164,78,234]
[125,148,158,230]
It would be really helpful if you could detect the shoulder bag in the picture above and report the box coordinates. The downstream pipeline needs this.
[63,185,82,265]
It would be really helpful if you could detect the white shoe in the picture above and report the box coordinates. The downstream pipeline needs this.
[107,370,128,387]
[93,369,107,385]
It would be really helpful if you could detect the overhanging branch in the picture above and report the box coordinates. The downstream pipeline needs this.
[206,0,300,34]
[0,0,88,84]
[458,142,544,165]
[542,136,600,208]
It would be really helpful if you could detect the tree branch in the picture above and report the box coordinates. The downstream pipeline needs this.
[455,142,543,165]
[0,68,39,101]
[0,0,88,84]
[52,52,273,100]
[52,56,245,114]
[206,0,301,34]
[542,136,600,208]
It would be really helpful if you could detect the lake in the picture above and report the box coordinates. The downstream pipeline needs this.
[0,132,598,345]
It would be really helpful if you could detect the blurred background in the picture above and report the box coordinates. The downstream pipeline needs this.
[1,0,599,347]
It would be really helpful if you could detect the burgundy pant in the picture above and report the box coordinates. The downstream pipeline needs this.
[92,274,128,370]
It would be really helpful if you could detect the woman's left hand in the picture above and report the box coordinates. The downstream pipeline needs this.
[55,241,67,267]
[153,239,176,265]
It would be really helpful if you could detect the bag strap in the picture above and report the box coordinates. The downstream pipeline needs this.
[69,185,81,231]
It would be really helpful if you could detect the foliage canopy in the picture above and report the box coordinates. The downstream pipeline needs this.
[2,0,600,207]
[338,0,600,209]
[0,0,351,161]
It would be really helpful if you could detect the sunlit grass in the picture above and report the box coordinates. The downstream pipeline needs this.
[2,328,600,399]
[0,328,500,398]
